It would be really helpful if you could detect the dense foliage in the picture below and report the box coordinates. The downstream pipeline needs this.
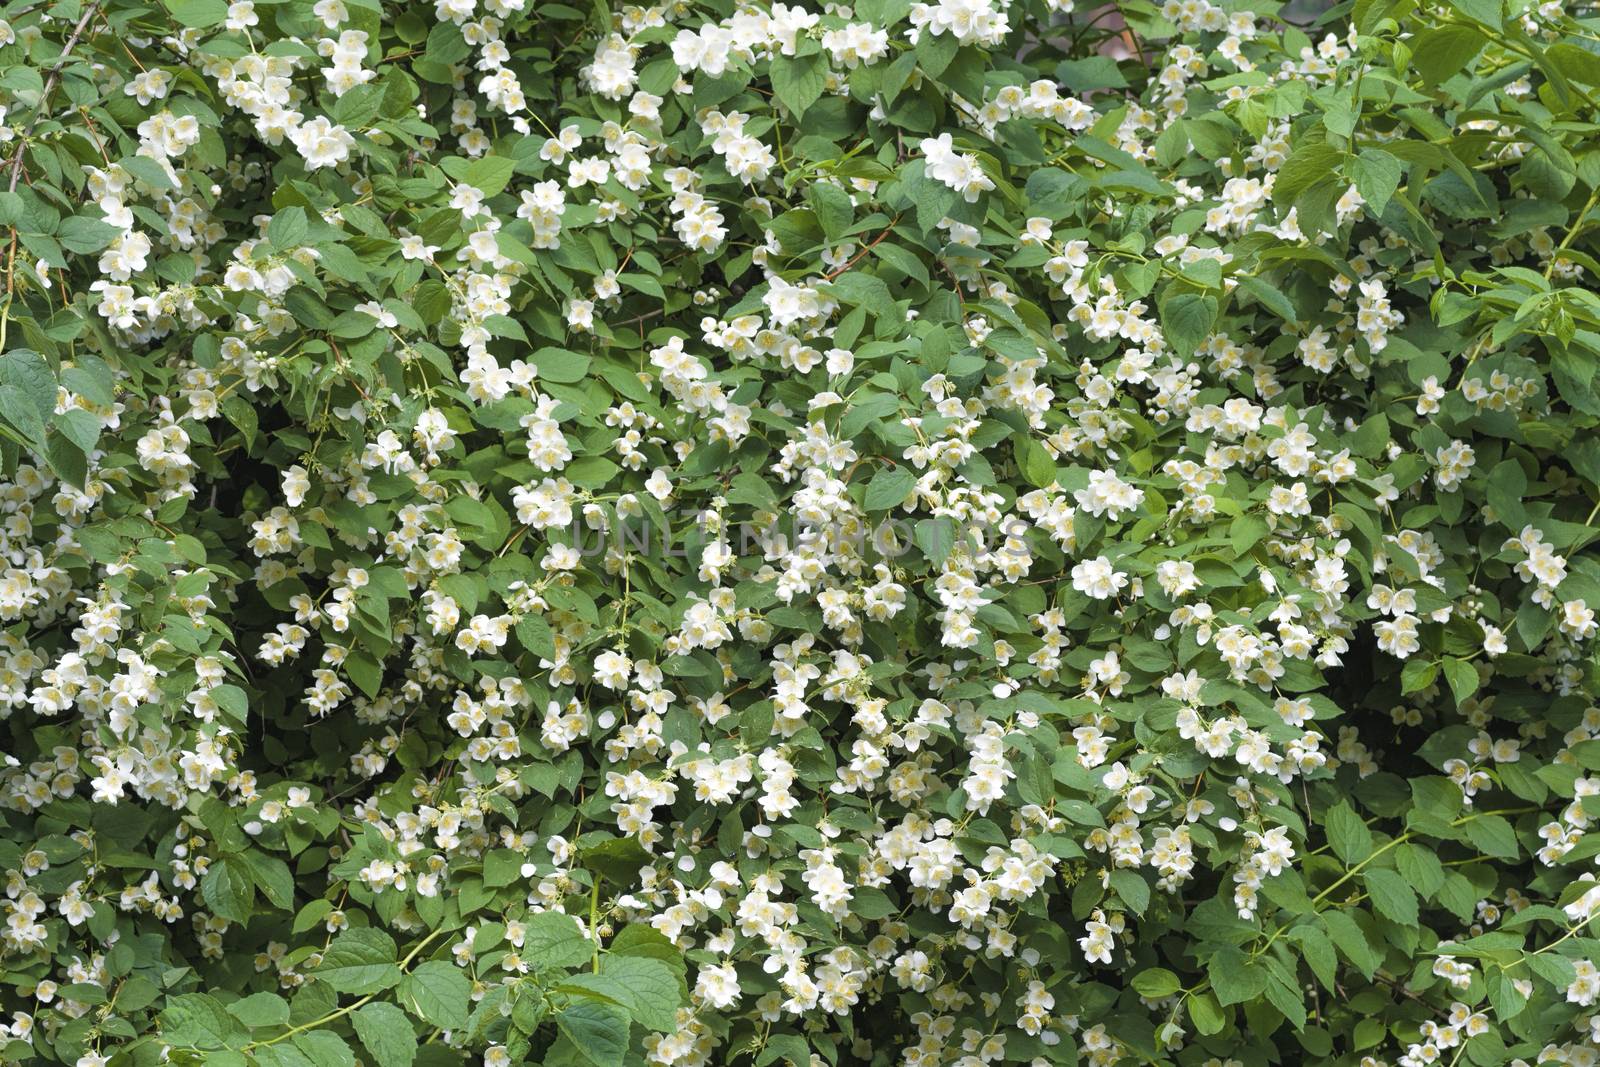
[1,0,1600,1063]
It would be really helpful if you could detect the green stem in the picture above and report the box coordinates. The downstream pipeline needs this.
[590,878,602,974]
[1546,184,1600,281]
[1192,807,1537,1004]
[240,929,444,1052]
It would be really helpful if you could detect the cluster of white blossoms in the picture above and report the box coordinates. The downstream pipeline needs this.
[908,0,1012,46]
[920,133,997,203]
[1,0,1598,1064]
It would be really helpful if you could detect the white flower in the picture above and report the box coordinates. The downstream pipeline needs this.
[645,468,674,502]
[1071,556,1128,600]
[919,132,995,202]
[593,650,632,690]
[695,962,742,1009]
[226,0,258,30]
[289,116,355,170]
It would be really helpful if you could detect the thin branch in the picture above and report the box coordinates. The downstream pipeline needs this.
[824,213,903,281]
[7,1,103,194]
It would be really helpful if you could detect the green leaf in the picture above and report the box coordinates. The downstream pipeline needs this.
[164,0,229,26]
[915,30,959,77]
[524,910,595,970]
[241,851,295,910]
[1263,975,1307,1030]
[1229,513,1268,556]
[1351,412,1390,459]
[293,1030,356,1067]
[203,1054,252,1067]
[607,925,685,972]
[1322,910,1381,978]
[483,847,522,887]
[61,355,114,407]
[517,614,558,659]
[463,156,517,197]
[1109,869,1150,915]
[344,650,384,699]
[871,241,930,286]
[1363,869,1419,926]
[556,1000,631,1067]
[352,1002,418,1067]
[269,206,310,250]
[1525,951,1577,992]
[120,154,178,191]
[828,271,895,317]
[314,928,402,994]
[1288,923,1338,991]
[201,858,255,924]
[770,52,827,117]
[1208,948,1268,1005]
[1549,42,1600,86]
[212,684,248,725]
[1132,968,1180,998]
[1160,292,1217,356]
[914,517,956,565]
[398,961,472,1030]
[905,163,959,232]
[565,455,621,490]
[1238,274,1298,322]
[1411,25,1485,85]
[863,465,916,511]
[530,347,592,384]
[1015,434,1056,488]
[1352,149,1403,216]
[808,182,854,239]
[1462,814,1520,860]
[756,1034,812,1067]
[1442,0,1501,29]
[1401,658,1439,695]
[1394,843,1446,898]
[1274,143,1347,205]
[1325,801,1374,865]
[1187,991,1226,1035]
[1487,970,1530,1021]
[596,955,686,1030]
[44,431,87,489]
[294,899,334,935]
[1553,344,1600,416]
[255,1048,314,1067]
[0,349,56,446]
[227,992,290,1029]
[159,993,243,1050]
[59,216,125,254]
[1441,657,1478,704]
[1056,55,1130,90]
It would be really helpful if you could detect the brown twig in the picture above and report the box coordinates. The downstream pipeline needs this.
[616,307,666,332]
[7,1,103,194]
[824,213,903,281]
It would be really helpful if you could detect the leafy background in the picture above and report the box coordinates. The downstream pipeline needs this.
[0,0,1598,1065]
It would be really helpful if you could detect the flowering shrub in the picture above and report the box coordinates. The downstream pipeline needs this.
[2,0,1600,1064]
